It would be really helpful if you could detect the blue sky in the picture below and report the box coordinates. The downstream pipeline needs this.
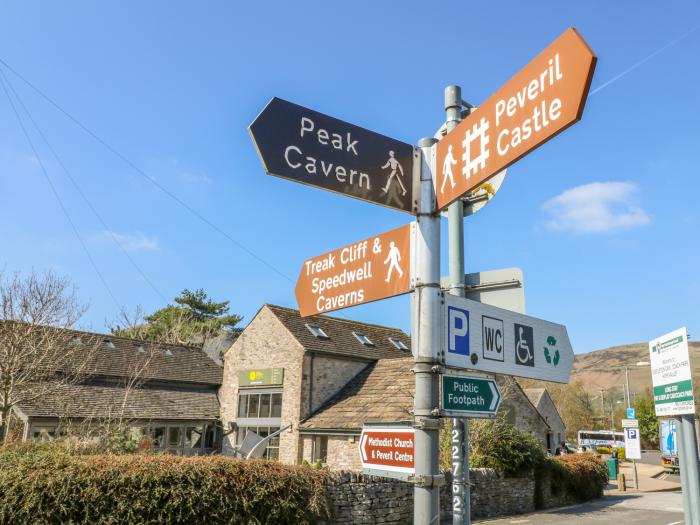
[0,1,698,353]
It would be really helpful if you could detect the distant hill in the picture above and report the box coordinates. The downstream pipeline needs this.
[518,341,700,402]
[569,341,700,400]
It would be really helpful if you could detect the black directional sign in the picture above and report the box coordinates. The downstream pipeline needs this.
[249,97,415,213]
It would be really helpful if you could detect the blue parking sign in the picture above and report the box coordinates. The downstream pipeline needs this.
[447,306,470,356]
[627,407,635,419]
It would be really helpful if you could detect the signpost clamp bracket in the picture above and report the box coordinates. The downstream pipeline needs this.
[409,474,446,488]
[413,416,443,430]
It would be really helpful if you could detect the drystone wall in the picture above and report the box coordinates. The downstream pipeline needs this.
[323,469,537,524]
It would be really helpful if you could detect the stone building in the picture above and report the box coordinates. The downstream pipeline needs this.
[524,388,566,454]
[220,304,562,469]
[10,328,223,455]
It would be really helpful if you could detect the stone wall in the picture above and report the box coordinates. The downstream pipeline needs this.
[323,469,537,524]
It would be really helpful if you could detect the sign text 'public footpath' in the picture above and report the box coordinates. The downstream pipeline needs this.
[649,327,696,417]
[442,294,573,383]
[359,426,415,480]
[249,98,415,213]
[441,374,501,418]
[295,224,413,317]
[435,27,597,210]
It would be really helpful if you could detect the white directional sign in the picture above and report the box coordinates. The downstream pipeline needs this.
[649,327,696,417]
[441,294,573,383]
[624,427,642,460]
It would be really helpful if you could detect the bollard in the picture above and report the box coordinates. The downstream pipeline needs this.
[619,473,626,492]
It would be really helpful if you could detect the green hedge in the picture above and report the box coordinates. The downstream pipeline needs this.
[0,444,328,524]
[469,419,547,476]
[541,454,608,504]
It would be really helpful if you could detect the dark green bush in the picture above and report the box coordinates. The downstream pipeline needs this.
[0,443,328,524]
[469,419,547,476]
[539,453,608,504]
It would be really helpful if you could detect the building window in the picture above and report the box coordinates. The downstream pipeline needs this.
[168,427,182,448]
[151,426,166,448]
[313,436,328,464]
[236,426,280,460]
[305,323,329,339]
[353,332,374,347]
[238,392,283,418]
[185,426,204,449]
[388,337,409,351]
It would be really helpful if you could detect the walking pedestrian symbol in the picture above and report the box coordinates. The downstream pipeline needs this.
[440,144,457,195]
[383,241,404,283]
[514,323,534,367]
[381,151,407,196]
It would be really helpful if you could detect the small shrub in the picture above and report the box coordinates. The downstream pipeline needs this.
[469,418,547,476]
[596,446,611,455]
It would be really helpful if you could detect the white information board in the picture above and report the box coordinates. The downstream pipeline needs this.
[441,294,573,383]
[649,327,696,417]
[624,427,642,460]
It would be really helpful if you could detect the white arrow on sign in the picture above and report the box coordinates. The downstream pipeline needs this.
[442,294,573,383]
[360,433,368,462]
[488,382,499,411]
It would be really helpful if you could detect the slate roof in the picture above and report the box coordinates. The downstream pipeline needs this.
[266,304,412,361]
[300,357,414,431]
[35,327,223,386]
[523,388,546,408]
[17,380,220,420]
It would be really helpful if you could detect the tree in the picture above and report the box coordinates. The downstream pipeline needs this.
[0,271,97,443]
[111,289,242,346]
[632,396,659,449]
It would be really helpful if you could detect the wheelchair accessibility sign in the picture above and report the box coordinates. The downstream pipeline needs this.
[442,294,573,383]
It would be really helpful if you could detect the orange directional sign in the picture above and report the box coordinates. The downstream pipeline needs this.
[295,224,413,317]
[436,28,597,210]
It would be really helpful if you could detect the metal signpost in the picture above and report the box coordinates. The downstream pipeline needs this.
[441,374,501,418]
[649,328,699,525]
[359,425,416,480]
[249,97,416,213]
[441,294,574,383]
[250,25,595,524]
[294,223,414,317]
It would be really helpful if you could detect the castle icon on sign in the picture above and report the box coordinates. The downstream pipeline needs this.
[462,117,490,178]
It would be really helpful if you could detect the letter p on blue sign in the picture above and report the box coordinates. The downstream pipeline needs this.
[448,306,469,355]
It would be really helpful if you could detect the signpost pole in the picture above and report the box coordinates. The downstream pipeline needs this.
[677,417,696,525]
[680,415,700,525]
[413,137,441,525]
[444,84,470,525]
[624,367,639,489]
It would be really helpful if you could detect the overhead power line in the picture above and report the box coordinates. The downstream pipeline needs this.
[0,68,168,304]
[0,58,293,283]
[0,69,122,309]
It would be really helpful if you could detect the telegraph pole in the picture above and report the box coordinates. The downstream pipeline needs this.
[412,137,442,524]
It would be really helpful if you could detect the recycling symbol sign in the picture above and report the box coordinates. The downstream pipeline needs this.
[543,335,560,366]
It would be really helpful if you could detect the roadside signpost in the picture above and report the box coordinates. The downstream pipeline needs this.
[442,294,573,383]
[294,223,414,317]
[435,28,596,211]
[359,425,415,480]
[251,25,594,525]
[649,328,699,525]
[249,97,416,213]
[441,374,501,418]
[621,418,638,428]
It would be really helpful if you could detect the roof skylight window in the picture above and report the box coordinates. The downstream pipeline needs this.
[353,332,374,347]
[305,323,329,339]
[103,339,116,349]
[389,337,409,351]
[136,346,146,354]
[163,349,173,357]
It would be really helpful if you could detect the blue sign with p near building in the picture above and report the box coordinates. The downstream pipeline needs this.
[447,306,470,356]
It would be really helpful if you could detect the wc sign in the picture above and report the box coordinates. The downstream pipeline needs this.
[447,306,470,356]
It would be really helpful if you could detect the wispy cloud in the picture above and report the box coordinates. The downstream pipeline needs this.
[542,182,650,234]
[101,230,160,252]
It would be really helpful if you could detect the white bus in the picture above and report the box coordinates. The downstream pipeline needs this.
[577,430,625,451]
